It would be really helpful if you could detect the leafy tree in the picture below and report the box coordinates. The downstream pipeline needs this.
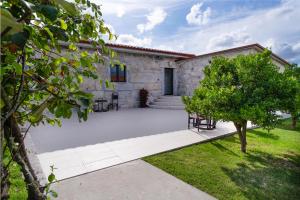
[183,50,287,153]
[281,64,300,128]
[1,0,115,199]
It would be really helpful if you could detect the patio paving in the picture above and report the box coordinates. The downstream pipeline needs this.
[29,108,255,180]
[51,159,216,200]
[30,108,187,153]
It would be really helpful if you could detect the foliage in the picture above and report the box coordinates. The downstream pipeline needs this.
[3,140,27,200]
[145,119,300,200]
[139,88,149,108]
[183,50,289,152]
[45,165,58,199]
[1,0,115,199]
[281,64,300,128]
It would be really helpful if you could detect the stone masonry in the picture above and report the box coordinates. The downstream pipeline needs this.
[78,43,287,108]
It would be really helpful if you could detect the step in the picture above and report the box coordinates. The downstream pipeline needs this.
[158,96,182,100]
[154,100,183,104]
[148,104,185,110]
[151,101,184,106]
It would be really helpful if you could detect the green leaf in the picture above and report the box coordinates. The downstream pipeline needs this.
[12,62,22,75]
[37,5,59,21]
[44,27,54,43]
[48,173,55,182]
[29,99,53,123]
[10,31,29,48]
[77,75,83,84]
[56,0,79,16]
[0,8,23,35]
[60,19,68,30]
[0,99,5,109]
[69,43,77,51]
[49,190,58,198]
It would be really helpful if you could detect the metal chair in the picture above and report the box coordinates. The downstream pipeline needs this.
[110,92,119,111]
[188,113,217,131]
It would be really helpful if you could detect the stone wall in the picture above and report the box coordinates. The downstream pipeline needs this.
[80,45,287,108]
[81,51,177,108]
[176,48,286,96]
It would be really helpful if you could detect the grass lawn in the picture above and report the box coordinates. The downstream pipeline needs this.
[3,144,27,200]
[144,119,300,200]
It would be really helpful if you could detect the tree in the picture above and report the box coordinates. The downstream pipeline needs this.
[183,50,287,153]
[1,0,115,199]
[281,64,300,128]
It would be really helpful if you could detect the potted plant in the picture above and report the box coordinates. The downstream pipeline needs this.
[139,88,149,108]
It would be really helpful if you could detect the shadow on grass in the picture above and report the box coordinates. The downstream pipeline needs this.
[211,142,240,157]
[276,119,300,132]
[222,151,300,200]
[223,136,240,144]
[248,129,280,140]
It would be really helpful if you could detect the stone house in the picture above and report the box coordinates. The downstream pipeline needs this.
[73,42,290,109]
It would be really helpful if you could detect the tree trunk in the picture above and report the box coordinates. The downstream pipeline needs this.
[1,163,10,200]
[234,121,247,153]
[3,116,46,200]
[291,115,297,129]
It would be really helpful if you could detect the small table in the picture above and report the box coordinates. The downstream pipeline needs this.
[94,98,108,112]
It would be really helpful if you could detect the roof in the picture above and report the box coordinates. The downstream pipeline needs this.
[78,41,290,65]
[106,43,196,58]
[177,43,290,66]
[79,40,195,58]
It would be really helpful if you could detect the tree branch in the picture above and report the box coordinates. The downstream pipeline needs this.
[2,51,26,126]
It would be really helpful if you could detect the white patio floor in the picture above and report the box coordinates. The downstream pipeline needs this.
[27,108,257,181]
[36,120,253,180]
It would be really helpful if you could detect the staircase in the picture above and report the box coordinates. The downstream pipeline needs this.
[149,96,185,110]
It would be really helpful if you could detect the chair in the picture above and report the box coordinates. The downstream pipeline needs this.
[188,113,217,131]
[196,116,217,131]
[110,92,119,111]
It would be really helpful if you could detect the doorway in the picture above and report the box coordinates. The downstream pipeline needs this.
[164,68,173,95]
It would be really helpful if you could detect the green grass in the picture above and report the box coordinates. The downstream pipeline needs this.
[3,144,27,200]
[144,120,300,200]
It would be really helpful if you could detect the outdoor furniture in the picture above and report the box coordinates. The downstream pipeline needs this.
[108,92,119,111]
[188,113,217,131]
[94,98,108,112]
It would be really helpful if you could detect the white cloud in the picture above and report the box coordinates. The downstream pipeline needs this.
[159,0,300,64]
[95,0,186,18]
[207,29,251,51]
[186,2,211,25]
[137,7,167,33]
[116,34,152,47]
[115,6,125,17]
[266,39,300,63]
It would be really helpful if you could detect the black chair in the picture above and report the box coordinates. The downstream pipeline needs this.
[110,92,119,111]
[196,116,217,131]
[188,113,217,131]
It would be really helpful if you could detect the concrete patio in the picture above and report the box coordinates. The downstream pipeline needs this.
[51,159,216,200]
[29,108,253,181]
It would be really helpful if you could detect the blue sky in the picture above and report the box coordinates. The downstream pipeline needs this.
[92,0,300,64]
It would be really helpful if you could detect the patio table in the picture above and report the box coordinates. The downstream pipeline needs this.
[94,98,108,112]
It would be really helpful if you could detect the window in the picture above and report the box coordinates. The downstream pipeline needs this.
[110,64,126,82]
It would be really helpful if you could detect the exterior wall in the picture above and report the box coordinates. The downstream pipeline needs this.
[177,49,286,96]
[81,50,177,108]
[79,45,287,108]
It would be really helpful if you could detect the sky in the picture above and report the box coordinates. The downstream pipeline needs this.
[91,0,300,64]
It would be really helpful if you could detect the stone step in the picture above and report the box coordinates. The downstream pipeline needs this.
[154,99,183,103]
[148,104,185,110]
[149,95,185,110]
[151,101,184,106]
[158,96,182,100]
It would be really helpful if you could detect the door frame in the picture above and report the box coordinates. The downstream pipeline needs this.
[164,68,174,95]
